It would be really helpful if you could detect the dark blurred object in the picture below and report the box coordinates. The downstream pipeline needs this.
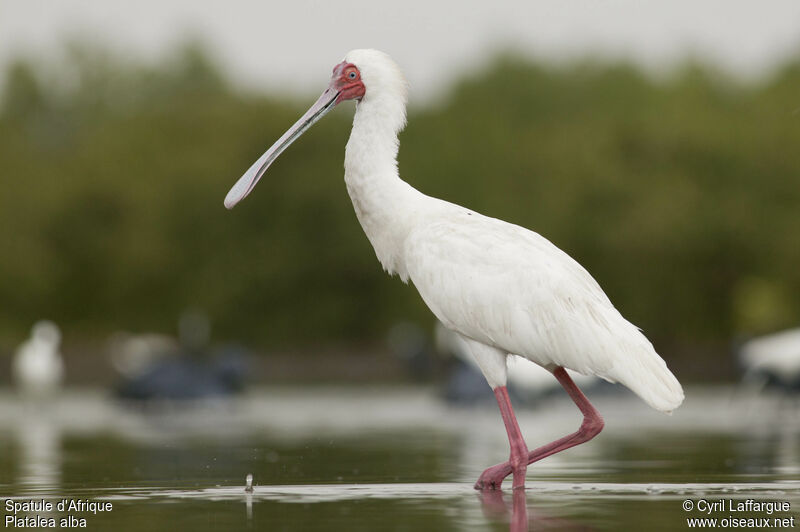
[738,328,800,392]
[387,322,436,381]
[113,349,248,401]
[110,311,249,402]
[441,357,496,406]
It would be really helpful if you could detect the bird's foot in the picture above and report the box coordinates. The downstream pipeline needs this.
[474,462,513,490]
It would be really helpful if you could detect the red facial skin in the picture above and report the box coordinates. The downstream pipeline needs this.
[331,62,366,103]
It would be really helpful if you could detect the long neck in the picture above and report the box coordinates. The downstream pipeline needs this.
[344,96,422,281]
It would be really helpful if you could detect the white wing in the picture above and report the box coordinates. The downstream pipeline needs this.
[405,209,683,412]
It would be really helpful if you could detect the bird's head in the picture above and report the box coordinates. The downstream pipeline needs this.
[32,320,61,346]
[340,49,408,106]
[224,49,406,209]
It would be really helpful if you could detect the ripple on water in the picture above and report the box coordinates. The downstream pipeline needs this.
[77,480,800,505]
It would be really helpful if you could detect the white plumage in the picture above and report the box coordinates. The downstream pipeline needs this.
[337,49,682,413]
[405,212,682,411]
[225,48,684,488]
[739,328,800,387]
[13,320,64,396]
[435,322,599,397]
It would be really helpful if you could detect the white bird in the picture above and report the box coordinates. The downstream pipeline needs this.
[739,328,800,390]
[13,320,64,396]
[108,332,179,379]
[435,322,598,401]
[225,49,684,490]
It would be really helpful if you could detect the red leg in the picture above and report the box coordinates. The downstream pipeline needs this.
[490,386,530,489]
[474,367,605,490]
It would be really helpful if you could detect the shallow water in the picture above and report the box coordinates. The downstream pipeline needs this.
[0,386,798,530]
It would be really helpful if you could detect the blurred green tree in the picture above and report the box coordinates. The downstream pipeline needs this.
[1,43,798,380]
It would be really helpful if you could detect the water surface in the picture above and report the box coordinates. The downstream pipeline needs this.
[0,386,798,530]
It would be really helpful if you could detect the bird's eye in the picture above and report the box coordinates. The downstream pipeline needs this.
[348,71,357,80]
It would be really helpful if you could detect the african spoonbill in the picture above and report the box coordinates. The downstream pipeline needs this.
[224,49,684,490]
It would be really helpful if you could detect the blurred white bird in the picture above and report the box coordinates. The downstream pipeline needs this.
[224,49,684,490]
[739,327,800,391]
[108,332,179,379]
[13,320,64,395]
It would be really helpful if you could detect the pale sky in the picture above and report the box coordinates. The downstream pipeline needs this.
[3,0,800,100]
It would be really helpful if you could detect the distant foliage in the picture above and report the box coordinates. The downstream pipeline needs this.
[1,44,799,367]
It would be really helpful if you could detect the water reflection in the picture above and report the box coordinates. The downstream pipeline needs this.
[76,480,800,531]
[245,489,253,524]
[0,387,798,531]
[479,489,528,531]
[16,415,61,490]
[479,488,595,531]
[8,400,63,524]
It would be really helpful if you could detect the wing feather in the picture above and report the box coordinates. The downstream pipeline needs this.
[404,211,683,412]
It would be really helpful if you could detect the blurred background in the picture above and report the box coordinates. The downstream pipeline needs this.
[1,2,800,530]
[1,0,799,387]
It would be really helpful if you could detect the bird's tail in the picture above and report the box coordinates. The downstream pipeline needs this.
[605,323,684,413]
[570,304,684,413]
